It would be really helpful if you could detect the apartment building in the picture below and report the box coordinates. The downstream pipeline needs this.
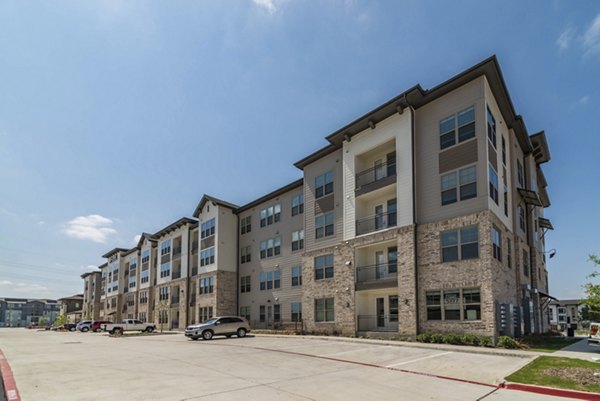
[57,294,84,323]
[0,298,60,327]
[136,233,158,325]
[82,56,552,340]
[81,271,102,320]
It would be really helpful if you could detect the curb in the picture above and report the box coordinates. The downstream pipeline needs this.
[502,382,600,400]
[0,350,20,401]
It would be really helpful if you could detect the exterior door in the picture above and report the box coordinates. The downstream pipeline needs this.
[375,251,385,279]
[374,159,385,181]
[388,247,397,274]
[376,298,385,328]
[389,296,399,329]
[387,198,397,227]
[267,305,273,327]
[375,205,384,230]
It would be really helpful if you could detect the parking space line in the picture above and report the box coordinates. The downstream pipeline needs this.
[385,351,453,368]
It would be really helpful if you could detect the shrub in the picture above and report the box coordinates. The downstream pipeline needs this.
[444,333,464,345]
[478,336,492,347]
[461,333,479,346]
[498,336,521,349]
[416,333,432,343]
[430,333,445,344]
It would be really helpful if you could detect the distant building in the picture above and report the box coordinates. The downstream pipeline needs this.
[57,294,84,323]
[0,298,60,327]
[549,299,584,329]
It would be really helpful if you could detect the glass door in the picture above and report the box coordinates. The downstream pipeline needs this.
[376,297,385,328]
[375,251,385,280]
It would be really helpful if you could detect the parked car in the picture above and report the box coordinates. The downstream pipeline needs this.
[588,322,600,345]
[91,320,112,333]
[185,316,250,340]
[76,320,93,332]
[102,319,156,335]
[54,323,76,332]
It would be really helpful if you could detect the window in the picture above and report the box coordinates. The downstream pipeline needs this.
[240,246,251,264]
[201,218,216,239]
[503,186,508,216]
[488,165,499,204]
[139,312,147,323]
[274,304,281,322]
[259,237,281,259]
[441,165,477,205]
[487,107,496,148]
[199,276,214,294]
[160,240,171,256]
[507,238,512,269]
[492,226,502,262]
[315,172,334,198]
[523,250,529,277]
[141,249,150,264]
[315,298,334,322]
[502,136,507,165]
[439,106,475,150]
[315,254,334,280]
[260,204,281,227]
[129,277,136,288]
[199,306,213,322]
[239,306,250,321]
[240,216,251,234]
[517,159,524,188]
[292,194,304,216]
[160,262,171,278]
[441,226,479,262]
[140,270,149,284]
[291,302,302,322]
[159,287,169,301]
[200,247,215,266]
[426,288,481,321]
[259,271,280,290]
[159,310,168,324]
[292,230,304,251]
[291,266,302,286]
[315,213,334,239]
[240,276,251,293]
[139,291,148,304]
[518,206,526,231]
[259,305,266,322]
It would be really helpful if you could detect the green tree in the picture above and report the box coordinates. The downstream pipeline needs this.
[38,317,46,327]
[583,254,600,321]
[53,314,68,328]
[155,301,169,333]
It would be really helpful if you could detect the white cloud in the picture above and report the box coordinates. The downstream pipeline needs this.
[253,0,277,14]
[0,280,13,286]
[579,95,590,104]
[62,214,117,243]
[38,221,45,225]
[582,13,600,57]
[81,264,99,271]
[556,27,574,51]
[0,281,49,294]
[133,234,142,245]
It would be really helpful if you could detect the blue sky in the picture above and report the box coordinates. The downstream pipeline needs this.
[0,0,598,300]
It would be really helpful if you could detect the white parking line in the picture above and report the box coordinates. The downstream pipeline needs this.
[385,351,453,368]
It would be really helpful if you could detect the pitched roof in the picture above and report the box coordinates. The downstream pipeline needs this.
[236,179,303,214]
[193,195,239,218]
[136,232,157,249]
[152,217,197,239]
[101,248,129,259]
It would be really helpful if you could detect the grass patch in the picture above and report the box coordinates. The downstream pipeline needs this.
[506,356,600,393]
[520,335,581,352]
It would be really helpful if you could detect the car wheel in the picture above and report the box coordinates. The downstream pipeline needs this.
[116,328,124,335]
[202,330,213,340]
[109,330,115,335]
[81,327,89,332]
[93,328,100,333]
[146,327,154,333]
[191,336,199,341]
[237,328,247,338]
[70,327,76,332]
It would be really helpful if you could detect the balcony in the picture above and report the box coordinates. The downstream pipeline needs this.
[355,159,396,196]
[191,242,199,255]
[356,211,397,236]
[357,315,398,332]
[172,270,181,280]
[356,263,397,290]
[172,247,182,259]
[171,297,179,307]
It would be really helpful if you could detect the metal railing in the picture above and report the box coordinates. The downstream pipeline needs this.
[356,263,398,284]
[357,315,399,332]
[172,270,181,279]
[172,247,182,258]
[355,159,396,189]
[356,211,397,235]
[250,319,303,331]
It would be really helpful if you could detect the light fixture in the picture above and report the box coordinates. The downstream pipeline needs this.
[368,119,376,129]
[345,261,352,266]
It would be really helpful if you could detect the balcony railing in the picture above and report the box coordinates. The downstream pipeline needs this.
[357,315,398,332]
[356,263,398,284]
[355,160,396,189]
[356,211,397,235]
[171,298,179,306]
[172,247,182,258]
[172,270,181,280]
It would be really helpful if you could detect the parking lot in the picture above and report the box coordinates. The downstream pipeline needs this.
[0,329,574,400]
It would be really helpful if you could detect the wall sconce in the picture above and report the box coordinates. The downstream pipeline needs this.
[404,299,409,306]
[345,261,352,266]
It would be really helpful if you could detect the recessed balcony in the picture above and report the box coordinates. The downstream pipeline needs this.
[356,211,397,236]
[356,262,398,290]
[355,159,396,197]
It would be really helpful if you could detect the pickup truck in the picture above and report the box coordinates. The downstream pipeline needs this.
[102,319,156,335]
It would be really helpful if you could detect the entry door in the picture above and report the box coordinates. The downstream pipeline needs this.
[375,205,384,230]
[376,298,385,328]
[374,159,385,181]
[375,251,385,279]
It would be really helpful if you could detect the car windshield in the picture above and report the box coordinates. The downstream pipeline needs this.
[202,318,218,325]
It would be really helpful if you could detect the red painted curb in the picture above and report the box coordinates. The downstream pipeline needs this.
[504,382,600,400]
[0,349,21,401]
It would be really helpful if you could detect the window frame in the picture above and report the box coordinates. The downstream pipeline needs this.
[315,172,334,199]
[440,164,477,206]
[291,194,304,216]
[492,226,502,262]
[315,297,334,322]
[314,254,334,280]
[439,106,476,150]
[426,287,481,321]
[315,212,334,239]
[440,226,479,262]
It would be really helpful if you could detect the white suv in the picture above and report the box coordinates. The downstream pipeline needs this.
[185,316,250,340]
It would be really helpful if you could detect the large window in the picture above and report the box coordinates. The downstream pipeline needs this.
[291,266,302,286]
[199,276,214,294]
[201,218,216,239]
[240,275,251,293]
[523,250,529,277]
[159,287,169,301]
[291,302,302,322]
[487,107,496,148]
[426,288,481,321]
[240,216,251,234]
[160,262,171,278]
[315,172,334,198]
[160,239,171,256]
[315,213,334,239]
[441,226,479,262]
[259,237,281,259]
[199,306,213,322]
[439,106,475,150]
[441,165,477,205]
[315,254,334,280]
[239,306,250,321]
[240,246,251,264]
[141,249,150,264]
[315,298,334,322]
[200,247,215,266]
[492,226,502,262]
[489,165,499,204]
[292,230,304,251]
[517,159,524,188]
[507,238,512,269]
[518,206,526,231]
[501,136,507,165]
[259,271,280,290]
[260,204,281,227]
[292,194,304,216]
